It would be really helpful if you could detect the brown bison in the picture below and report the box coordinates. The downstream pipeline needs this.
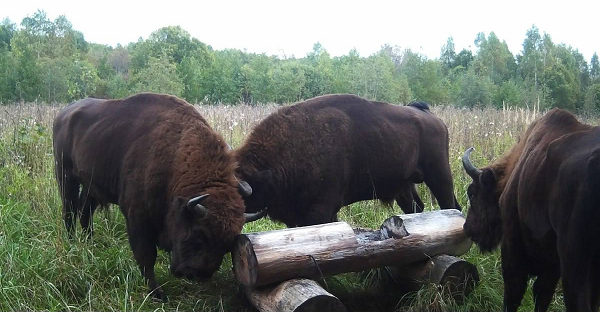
[52,93,263,301]
[462,108,600,312]
[235,94,460,227]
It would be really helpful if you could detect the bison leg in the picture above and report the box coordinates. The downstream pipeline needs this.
[423,164,459,210]
[501,243,529,312]
[532,270,560,312]
[126,220,166,302]
[79,195,98,239]
[560,241,595,312]
[57,172,81,237]
[396,183,424,214]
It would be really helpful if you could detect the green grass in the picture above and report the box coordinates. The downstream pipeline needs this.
[1,103,593,311]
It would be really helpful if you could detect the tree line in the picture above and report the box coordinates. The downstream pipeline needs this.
[1,10,599,112]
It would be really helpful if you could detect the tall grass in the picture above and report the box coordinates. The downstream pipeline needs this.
[1,102,594,311]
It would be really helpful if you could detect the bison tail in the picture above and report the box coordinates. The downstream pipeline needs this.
[408,101,430,111]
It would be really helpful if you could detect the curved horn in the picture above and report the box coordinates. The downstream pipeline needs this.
[188,194,210,218]
[188,194,210,208]
[238,180,252,197]
[244,208,267,223]
[462,147,482,180]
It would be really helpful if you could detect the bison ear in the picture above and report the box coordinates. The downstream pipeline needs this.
[480,168,497,192]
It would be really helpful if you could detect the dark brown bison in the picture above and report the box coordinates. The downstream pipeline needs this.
[53,93,263,301]
[462,108,600,312]
[234,94,460,227]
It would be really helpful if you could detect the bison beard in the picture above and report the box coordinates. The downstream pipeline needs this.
[462,108,600,312]
[235,94,460,228]
[52,93,263,301]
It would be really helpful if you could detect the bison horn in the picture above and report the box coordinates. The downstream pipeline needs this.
[244,208,267,223]
[238,180,252,197]
[188,194,210,218]
[462,147,482,180]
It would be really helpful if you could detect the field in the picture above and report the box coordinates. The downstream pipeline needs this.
[1,102,595,311]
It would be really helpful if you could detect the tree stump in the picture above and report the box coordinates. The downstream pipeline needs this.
[243,278,346,312]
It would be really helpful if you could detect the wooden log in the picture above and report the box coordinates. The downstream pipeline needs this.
[244,278,346,312]
[385,254,480,299]
[232,210,472,287]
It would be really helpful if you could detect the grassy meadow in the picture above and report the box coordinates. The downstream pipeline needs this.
[1,102,595,312]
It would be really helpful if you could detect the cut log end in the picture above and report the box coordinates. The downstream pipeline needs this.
[380,216,408,239]
[293,295,347,312]
[244,278,346,312]
[385,254,480,300]
[232,234,258,287]
[435,256,480,298]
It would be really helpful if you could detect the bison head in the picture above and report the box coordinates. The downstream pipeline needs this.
[462,147,503,253]
[169,193,265,280]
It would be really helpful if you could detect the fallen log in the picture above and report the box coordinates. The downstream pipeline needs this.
[243,278,346,312]
[385,254,480,299]
[232,209,472,287]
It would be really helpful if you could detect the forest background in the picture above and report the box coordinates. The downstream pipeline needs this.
[0,10,599,112]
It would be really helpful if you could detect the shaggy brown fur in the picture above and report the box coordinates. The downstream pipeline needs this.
[53,93,246,301]
[462,108,600,312]
[235,94,460,227]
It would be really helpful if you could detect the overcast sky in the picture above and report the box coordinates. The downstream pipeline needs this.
[4,0,599,61]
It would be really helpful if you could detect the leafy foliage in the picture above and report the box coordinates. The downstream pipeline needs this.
[0,12,598,115]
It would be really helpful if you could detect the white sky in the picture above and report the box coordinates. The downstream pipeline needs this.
[3,0,599,61]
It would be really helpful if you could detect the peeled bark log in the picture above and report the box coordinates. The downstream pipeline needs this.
[232,210,472,287]
[243,278,346,312]
[385,254,480,298]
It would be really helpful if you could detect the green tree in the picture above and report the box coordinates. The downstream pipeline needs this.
[67,59,99,100]
[440,37,456,74]
[271,60,306,103]
[0,47,17,102]
[494,79,523,108]
[242,54,275,103]
[130,53,184,96]
[39,57,69,102]
[453,68,495,107]
[455,49,474,70]
[472,32,516,84]
[591,53,599,82]
[543,61,577,110]
[178,53,211,103]
[0,18,16,50]
[205,49,246,103]
[303,43,334,98]
[399,49,448,103]
[106,73,129,99]
[584,83,600,112]
[331,48,362,94]
[519,25,543,89]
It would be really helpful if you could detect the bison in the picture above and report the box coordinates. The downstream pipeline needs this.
[234,94,460,227]
[462,108,600,312]
[52,93,263,301]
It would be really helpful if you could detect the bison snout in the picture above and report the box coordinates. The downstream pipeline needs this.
[172,266,215,281]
